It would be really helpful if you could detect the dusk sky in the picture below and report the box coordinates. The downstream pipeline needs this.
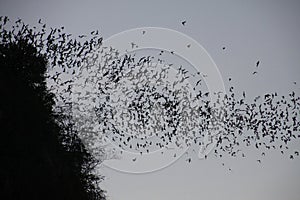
[1,1,300,200]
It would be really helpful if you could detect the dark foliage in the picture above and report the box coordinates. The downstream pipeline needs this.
[0,17,105,200]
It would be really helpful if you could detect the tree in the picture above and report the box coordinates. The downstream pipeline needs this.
[0,17,106,200]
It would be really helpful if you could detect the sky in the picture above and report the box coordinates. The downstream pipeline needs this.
[1,0,300,200]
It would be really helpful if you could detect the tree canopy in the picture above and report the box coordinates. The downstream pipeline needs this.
[0,17,106,200]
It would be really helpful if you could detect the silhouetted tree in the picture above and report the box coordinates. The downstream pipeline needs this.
[0,17,105,200]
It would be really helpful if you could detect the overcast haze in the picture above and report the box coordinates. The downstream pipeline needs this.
[1,1,300,200]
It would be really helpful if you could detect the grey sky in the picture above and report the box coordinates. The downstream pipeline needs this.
[1,0,300,200]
